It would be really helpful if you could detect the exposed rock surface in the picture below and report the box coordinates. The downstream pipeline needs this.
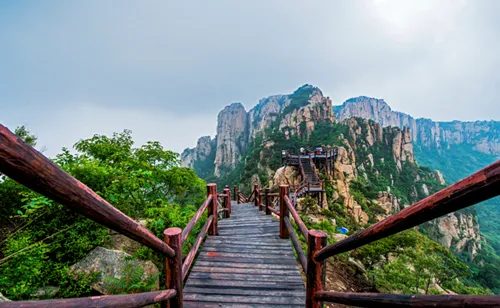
[70,247,159,295]
[427,212,482,260]
[0,293,10,302]
[181,136,215,168]
[279,87,335,138]
[270,166,299,190]
[336,96,500,156]
[183,85,336,178]
[214,103,248,176]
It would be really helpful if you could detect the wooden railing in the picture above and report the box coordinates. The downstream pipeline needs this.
[0,124,230,308]
[249,157,500,308]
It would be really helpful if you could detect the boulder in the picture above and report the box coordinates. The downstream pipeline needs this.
[70,247,159,295]
[31,286,60,298]
[105,219,148,254]
[0,293,10,302]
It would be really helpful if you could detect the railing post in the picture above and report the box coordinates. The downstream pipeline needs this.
[163,228,183,308]
[254,183,259,207]
[258,189,263,211]
[265,188,271,215]
[306,230,327,308]
[224,187,231,218]
[279,185,289,239]
[207,183,218,235]
[233,185,237,201]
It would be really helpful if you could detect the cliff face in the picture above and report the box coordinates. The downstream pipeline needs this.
[182,85,335,177]
[279,86,335,138]
[427,212,482,261]
[214,103,248,176]
[335,97,500,156]
[181,136,215,169]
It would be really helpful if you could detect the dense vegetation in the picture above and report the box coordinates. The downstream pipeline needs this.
[414,143,500,293]
[206,96,496,295]
[0,128,207,300]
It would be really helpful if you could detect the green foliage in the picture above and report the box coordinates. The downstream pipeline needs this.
[282,84,315,115]
[414,143,500,293]
[104,263,158,294]
[0,128,207,300]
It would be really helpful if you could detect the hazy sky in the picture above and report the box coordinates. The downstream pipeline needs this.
[1,0,499,156]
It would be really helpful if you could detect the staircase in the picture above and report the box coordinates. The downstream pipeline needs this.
[300,158,320,188]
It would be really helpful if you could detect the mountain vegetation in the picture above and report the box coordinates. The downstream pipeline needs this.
[183,85,500,295]
[0,128,208,301]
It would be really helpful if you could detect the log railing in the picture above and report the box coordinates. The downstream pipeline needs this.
[250,157,500,308]
[0,124,230,308]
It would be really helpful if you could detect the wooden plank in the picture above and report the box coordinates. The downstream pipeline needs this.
[184,302,303,308]
[184,287,305,297]
[184,200,305,307]
[201,247,294,255]
[185,279,305,290]
[184,294,304,305]
[196,256,298,265]
[193,261,299,270]
[191,266,301,276]
[198,251,294,259]
[188,272,304,282]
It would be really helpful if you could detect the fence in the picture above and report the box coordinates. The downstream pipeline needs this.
[237,158,500,308]
[0,125,231,308]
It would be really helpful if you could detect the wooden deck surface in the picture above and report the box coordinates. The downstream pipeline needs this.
[184,202,305,307]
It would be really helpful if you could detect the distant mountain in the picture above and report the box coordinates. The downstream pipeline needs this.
[335,96,500,156]
[334,96,500,256]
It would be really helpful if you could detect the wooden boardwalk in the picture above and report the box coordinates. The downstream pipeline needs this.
[184,202,306,307]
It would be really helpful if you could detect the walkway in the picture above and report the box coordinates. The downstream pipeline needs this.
[184,202,306,307]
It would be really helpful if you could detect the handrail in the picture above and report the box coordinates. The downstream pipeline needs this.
[308,153,323,188]
[314,292,500,308]
[182,215,214,281]
[0,124,176,259]
[0,290,177,308]
[284,195,309,240]
[284,216,307,273]
[181,195,212,243]
[314,159,500,262]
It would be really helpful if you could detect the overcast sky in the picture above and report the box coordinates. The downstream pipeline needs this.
[1,0,499,156]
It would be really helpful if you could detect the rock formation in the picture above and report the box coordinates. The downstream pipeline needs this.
[70,247,159,295]
[336,96,500,156]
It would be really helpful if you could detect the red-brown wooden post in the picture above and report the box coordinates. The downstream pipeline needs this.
[279,185,289,239]
[164,227,183,308]
[306,230,327,308]
[258,189,263,211]
[207,183,218,235]
[224,187,231,218]
[233,185,237,201]
[265,188,271,215]
[254,184,259,207]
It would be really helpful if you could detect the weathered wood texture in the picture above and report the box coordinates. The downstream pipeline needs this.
[314,291,500,308]
[284,216,307,273]
[164,228,183,308]
[184,202,306,307]
[284,195,309,241]
[315,159,500,262]
[279,185,290,239]
[182,196,211,243]
[0,124,175,258]
[306,230,327,308]
[0,290,177,308]
[182,215,214,281]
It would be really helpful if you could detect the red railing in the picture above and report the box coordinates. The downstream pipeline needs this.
[249,157,500,307]
[0,124,231,308]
